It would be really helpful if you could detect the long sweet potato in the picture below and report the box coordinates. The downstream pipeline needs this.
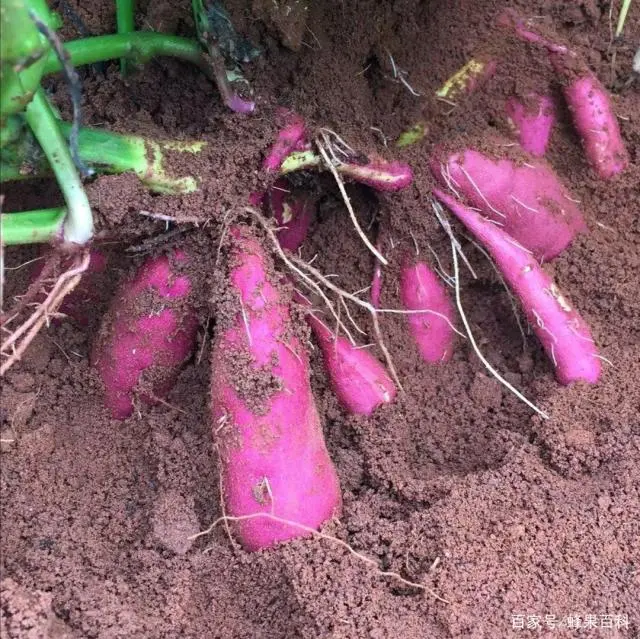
[210,226,342,551]
[434,189,601,385]
[550,54,629,180]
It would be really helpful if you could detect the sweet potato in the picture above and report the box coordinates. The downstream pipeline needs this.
[505,93,556,157]
[210,226,342,551]
[434,189,601,385]
[550,54,629,180]
[91,249,199,420]
[430,139,587,262]
[267,177,317,251]
[263,111,309,172]
[400,258,456,364]
[306,312,396,416]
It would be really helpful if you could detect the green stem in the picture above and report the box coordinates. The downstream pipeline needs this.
[1,0,61,122]
[115,0,135,75]
[280,150,322,174]
[24,89,93,244]
[615,0,632,37]
[42,32,211,78]
[2,121,206,194]
[0,207,65,245]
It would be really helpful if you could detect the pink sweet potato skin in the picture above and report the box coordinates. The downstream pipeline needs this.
[505,93,556,157]
[267,177,317,251]
[210,226,342,551]
[435,189,601,385]
[339,158,413,192]
[91,249,198,420]
[263,111,308,172]
[498,9,628,180]
[400,259,455,364]
[307,313,396,415]
[430,141,587,262]
[551,55,629,180]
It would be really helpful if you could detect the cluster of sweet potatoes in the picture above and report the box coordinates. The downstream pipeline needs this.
[82,10,627,552]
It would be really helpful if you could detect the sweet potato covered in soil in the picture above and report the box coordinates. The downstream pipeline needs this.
[504,92,556,157]
[305,310,397,416]
[210,225,342,551]
[1,1,638,638]
[400,258,456,364]
[91,249,199,420]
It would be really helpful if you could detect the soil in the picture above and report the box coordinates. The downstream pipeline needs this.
[2,0,639,638]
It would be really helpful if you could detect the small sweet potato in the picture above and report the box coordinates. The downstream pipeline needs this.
[267,177,317,251]
[306,312,396,415]
[400,258,456,364]
[505,93,556,157]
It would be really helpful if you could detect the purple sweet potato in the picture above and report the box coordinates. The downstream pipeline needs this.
[267,177,317,251]
[210,226,342,551]
[91,249,199,420]
[497,8,570,55]
[400,258,456,364]
[430,139,587,262]
[306,312,396,416]
[435,189,601,385]
[550,54,629,180]
[505,93,556,157]
[263,111,309,173]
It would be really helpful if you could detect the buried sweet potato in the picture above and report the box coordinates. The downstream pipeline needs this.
[400,258,456,364]
[550,54,629,180]
[505,93,557,157]
[91,249,199,420]
[210,225,342,551]
[304,307,396,416]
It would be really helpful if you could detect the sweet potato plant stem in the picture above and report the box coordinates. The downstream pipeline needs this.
[42,32,211,78]
[1,207,65,245]
[2,122,206,194]
[24,89,93,245]
[115,0,136,75]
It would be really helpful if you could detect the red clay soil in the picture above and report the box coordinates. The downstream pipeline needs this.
[1,0,639,637]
